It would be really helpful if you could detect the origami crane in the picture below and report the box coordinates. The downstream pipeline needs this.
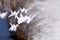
[8,10,19,18]
[0,12,8,19]
[9,23,18,31]
[16,13,37,24]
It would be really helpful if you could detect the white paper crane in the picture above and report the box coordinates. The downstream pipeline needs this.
[20,8,26,13]
[0,12,8,19]
[19,7,31,14]
[8,10,19,18]
[16,13,37,24]
[16,14,26,24]
[9,23,18,31]
[26,14,37,24]
[24,7,31,13]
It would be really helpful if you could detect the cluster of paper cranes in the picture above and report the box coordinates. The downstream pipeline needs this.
[0,7,37,32]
